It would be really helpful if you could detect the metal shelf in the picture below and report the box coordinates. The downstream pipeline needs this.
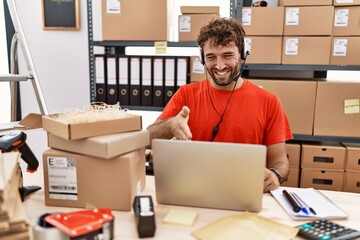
[245,64,360,71]
[292,134,360,143]
[93,41,199,48]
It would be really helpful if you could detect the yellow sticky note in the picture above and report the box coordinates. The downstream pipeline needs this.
[155,41,167,54]
[163,208,198,226]
[344,99,360,114]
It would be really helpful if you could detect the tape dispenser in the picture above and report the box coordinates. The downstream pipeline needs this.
[133,195,156,238]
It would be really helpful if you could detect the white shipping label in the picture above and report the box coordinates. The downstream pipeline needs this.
[47,156,78,200]
[179,16,191,32]
[333,39,348,56]
[242,9,252,26]
[334,9,349,27]
[286,8,299,26]
[336,0,353,3]
[244,37,252,55]
[285,38,299,55]
[106,0,121,14]
[192,57,205,74]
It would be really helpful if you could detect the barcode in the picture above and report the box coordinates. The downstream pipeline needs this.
[67,158,76,167]
[50,185,76,191]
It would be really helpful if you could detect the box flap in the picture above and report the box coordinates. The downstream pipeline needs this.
[181,6,219,14]
[18,113,43,130]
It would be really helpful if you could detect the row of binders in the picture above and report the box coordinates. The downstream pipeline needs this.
[95,54,191,107]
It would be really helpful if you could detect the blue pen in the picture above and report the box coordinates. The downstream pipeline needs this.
[291,192,309,215]
[293,192,317,215]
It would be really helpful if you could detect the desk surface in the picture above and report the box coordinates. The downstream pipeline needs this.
[23,172,360,240]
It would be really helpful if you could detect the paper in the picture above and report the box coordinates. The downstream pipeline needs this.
[163,209,198,226]
[192,212,298,240]
[271,188,348,220]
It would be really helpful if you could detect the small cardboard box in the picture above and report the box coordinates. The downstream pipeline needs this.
[281,167,300,187]
[300,168,345,191]
[42,114,142,140]
[179,6,219,42]
[334,0,360,6]
[342,143,360,171]
[190,56,206,83]
[332,7,360,36]
[344,170,360,193]
[245,37,283,64]
[242,7,284,36]
[280,0,333,6]
[0,113,42,133]
[48,130,149,159]
[282,37,331,65]
[286,142,301,167]
[43,148,146,211]
[301,142,346,170]
[283,6,334,36]
[330,37,360,65]
[313,81,360,138]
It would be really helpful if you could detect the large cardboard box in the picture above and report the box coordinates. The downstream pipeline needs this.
[286,142,301,167]
[281,167,300,187]
[342,143,360,171]
[102,0,167,41]
[332,7,360,36]
[313,82,360,137]
[42,114,142,140]
[48,130,149,159]
[282,37,331,65]
[242,7,284,35]
[283,6,334,36]
[43,148,146,211]
[301,142,346,169]
[245,37,283,64]
[334,0,360,6]
[179,6,219,42]
[330,37,360,65]
[280,0,333,6]
[249,79,317,135]
[190,56,206,83]
[300,168,344,191]
[344,170,360,193]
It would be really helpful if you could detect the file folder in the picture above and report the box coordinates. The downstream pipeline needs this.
[106,55,118,104]
[95,54,106,103]
[130,56,141,106]
[141,56,153,106]
[164,57,176,105]
[152,57,164,107]
[118,56,129,106]
[176,57,190,90]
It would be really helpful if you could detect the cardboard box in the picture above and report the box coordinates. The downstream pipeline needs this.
[249,79,317,135]
[301,142,346,169]
[313,81,360,137]
[342,143,360,171]
[281,167,300,187]
[334,0,360,6]
[283,6,334,36]
[332,7,360,36]
[242,7,284,35]
[190,56,206,82]
[286,142,301,167]
[43,148,146,211]
[300,168,344,191]
[344,170,360,193]
[42,114,142,140]
[280,0,333,6]
[282,37,331,65]
[48,130,149,159]
[0,113,42,133]
[330,37,360,65]
[245,37,283,64]
[179,6,219,42]
[102,0,167,41]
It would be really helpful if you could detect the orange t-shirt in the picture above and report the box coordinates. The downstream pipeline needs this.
[159,79,293,145]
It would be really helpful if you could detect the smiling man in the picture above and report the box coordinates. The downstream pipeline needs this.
[147,17,293,192]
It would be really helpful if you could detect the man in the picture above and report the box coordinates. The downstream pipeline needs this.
[147,17,293,192]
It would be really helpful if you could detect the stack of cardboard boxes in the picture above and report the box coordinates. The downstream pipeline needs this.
[342,143,360,193]
[41,113,149,211]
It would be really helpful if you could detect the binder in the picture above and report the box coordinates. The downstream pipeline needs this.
[176,57,190,90]
[129,56,141,106]
[106,55,118,104]
[95,54,106,103]
[164,57,176,105]
[152,57,164,107]
[141,56,153,106]
[118,56,129,106]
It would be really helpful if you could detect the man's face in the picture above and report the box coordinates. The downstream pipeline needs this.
[203,41,241,87]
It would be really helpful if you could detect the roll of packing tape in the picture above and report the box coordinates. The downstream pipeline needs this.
[32,213,67,240]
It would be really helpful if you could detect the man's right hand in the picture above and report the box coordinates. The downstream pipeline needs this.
[170,106,192,140]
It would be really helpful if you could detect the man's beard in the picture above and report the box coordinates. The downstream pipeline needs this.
[207,63,241,87]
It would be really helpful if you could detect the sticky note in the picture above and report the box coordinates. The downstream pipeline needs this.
[163,208,198,227]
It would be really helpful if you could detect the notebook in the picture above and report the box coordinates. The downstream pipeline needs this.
[152,139,266,212]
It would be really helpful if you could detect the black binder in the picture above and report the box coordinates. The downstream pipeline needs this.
[94,54,106,103]
[118,55,129,106]
[164,57,176,105]
[106,55,118,104]
[129,56,141,106]
[152,57,164,107]
[141,56,153,106]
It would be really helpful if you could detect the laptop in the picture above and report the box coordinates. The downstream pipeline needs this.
[152,139,266,212]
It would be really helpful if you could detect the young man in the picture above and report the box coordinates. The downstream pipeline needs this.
[147,18,293,192]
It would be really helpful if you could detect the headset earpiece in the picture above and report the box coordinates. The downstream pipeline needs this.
[199,47,205,65]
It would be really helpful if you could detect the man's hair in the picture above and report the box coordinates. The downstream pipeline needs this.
[196,17,246,55]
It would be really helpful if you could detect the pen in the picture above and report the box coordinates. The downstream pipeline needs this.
[292,192,317,215]
[291,192,309,215]
[282,190,301,213]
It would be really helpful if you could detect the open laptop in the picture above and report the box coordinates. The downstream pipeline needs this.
[152,139,266,212]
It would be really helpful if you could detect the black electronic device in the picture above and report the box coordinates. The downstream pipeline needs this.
[297,219,360,240]
[133,195,156,238]
[252,1,268,7]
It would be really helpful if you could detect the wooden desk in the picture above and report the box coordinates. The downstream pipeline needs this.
[23,172,360,240]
